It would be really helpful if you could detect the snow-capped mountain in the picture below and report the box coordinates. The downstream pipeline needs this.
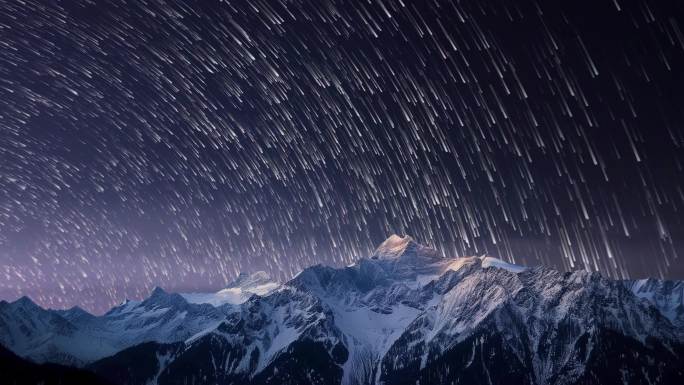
[0,272,278,365]
[90,236,684,385]
[624,277,684,328]
[0,296,101,366]
[181,271,280,306]
[2,236,683,384]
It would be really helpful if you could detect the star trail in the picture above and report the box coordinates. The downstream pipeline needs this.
[1,0,684,313]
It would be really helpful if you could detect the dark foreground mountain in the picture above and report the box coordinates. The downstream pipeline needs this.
[2,235,684,384]
[0,343,113,385]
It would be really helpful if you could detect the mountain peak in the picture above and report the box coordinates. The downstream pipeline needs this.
[227,271,273,289]
[372,234,440,262]
[144,287,189,309]
[12,296,39,310]
[150,286,167,297]
[181,271,280,306]
[64,305,88,314]
[56,305,95,322]
[478,255,527,273]
[372,234,417,258]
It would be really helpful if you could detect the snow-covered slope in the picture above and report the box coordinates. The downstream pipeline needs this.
[84,235,684,385]
[180,271,279,306]
[97,287,228,348]
[2,235,683,385]
[286,241,681,385]
[625,277,684,328]
[0,273,276,365]
[0,297,116,366]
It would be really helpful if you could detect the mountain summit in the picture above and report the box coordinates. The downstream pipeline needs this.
[1,236,683,385]
[372,234,442,263]
[181,271,279,306]
[227,271,274,289]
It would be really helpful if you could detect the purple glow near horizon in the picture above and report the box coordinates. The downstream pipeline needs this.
[1,0,684,314]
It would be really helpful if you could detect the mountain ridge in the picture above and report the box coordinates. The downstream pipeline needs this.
[1,235,683,384]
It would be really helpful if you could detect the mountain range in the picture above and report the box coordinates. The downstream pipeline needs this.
[1,235,683,384]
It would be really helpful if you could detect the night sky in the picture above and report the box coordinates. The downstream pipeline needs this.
[2,0,684,313]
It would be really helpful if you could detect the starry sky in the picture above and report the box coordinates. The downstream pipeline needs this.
[1,0,684,313]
